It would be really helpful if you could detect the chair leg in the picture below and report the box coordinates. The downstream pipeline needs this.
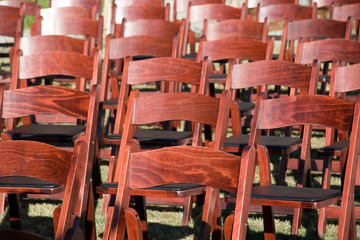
[291,208,302,237]
[277,152,288,185]
[134,196,148,240]
[53,205,61,234]
[318,156,333,237]
[8,193,21,230]
[349,205,356,240]
[102,155,117,216]
[181,196,192,226]
[102,195,115,240]
[85,185,97,240]
[262,206,276,240]
[0,193,6,215]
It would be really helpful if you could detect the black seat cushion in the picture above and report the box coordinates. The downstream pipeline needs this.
[100,182,204,191]
[225,134,302,150]
[251,185,340,202]
[6,124,85,142]
[232,101,255,114]
[318,140,349,153]
[107,129,193,147]
[0,176,60,189]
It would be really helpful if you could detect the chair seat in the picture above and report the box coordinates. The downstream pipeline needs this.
[251,185,341,209]
[0,176,63,194]
[209,73,227,84]
[318,140,349,156]
[233,101,255,114]
[225,134,302,151]
[0,69,10,79]
[103,129,193,147]
[100,97,118,110]
[6,124,85,143]
[97,183,205,197]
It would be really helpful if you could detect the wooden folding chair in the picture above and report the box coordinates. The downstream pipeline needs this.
[31,6,103,54]
[197,36,273,135]
[98,56,211,227]
[243,93,360,239]
[0,83,99,239]
[279,17,352,62]
[223,59,319,183]
[198,20,270,87]
[316,62,360,236]
[100,89,238,240]
[331,3,360,41]
[0,140,88,239]
[114,18,183,52]
[257,3,316,59]
[293,38,360,171]
[181,2,242,58]
[99,34,177,143]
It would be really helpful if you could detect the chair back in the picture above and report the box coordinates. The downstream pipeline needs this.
[182,3,242,55]
[113,56,211,135]
[101,34,176,101]
[280,18,351,60]
[203,18,267,42]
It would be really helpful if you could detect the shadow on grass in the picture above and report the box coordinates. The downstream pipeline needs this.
[0,198,62,238]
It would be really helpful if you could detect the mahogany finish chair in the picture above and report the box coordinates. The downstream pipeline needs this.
[99,56,211,227]
[293,38,360,170]
[316,62,360,236]
[181,2,242,58]
[31,6,103,54]
[244,93,360,239]
[331,3,360,41]
[100,34,176,114]
[223,59,318,185]
[110,2,170,35]
[0,4,22,82]
[0,140,88,239]
[0,84,99,239]
[99,89,238,240]
[6,49,100,177]
[310,0,360,18]
[196,36,273,133]
[279,18,352,62]
[256,3,316,57]
[222,59,319,238]
[199,19,269,87]
[114,18,182,50]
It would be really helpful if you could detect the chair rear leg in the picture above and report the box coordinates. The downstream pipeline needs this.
[277,152,288,185]
[8,193,21,230]
[318,156,333,237]
[86,183,97,240]
[262,205,276,240]
[182,196,192,226]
